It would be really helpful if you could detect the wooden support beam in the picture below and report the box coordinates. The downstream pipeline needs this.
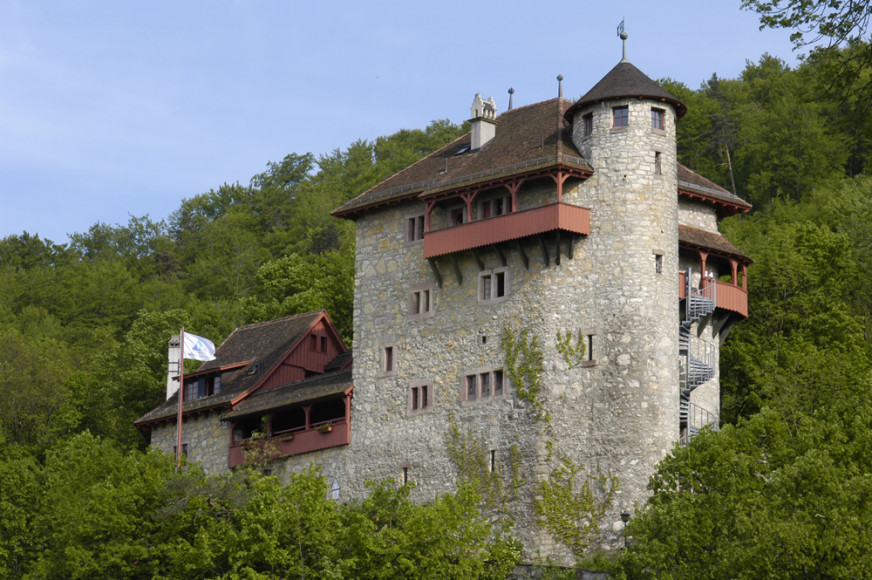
[450,254,463,285]
[516,239,529,270]
[493,244,507,267]
[555,230,561,266]
[472,248,485,271]
[428,258,443,288]
[537,235,550,267]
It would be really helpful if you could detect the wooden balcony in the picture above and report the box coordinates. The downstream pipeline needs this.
[679,273,748,318]
[227,419,350,468]
[423,202,590,259]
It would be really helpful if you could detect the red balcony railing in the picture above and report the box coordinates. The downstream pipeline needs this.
[227,419,350,468]
[423,202,590,259]
[679,273,748,318]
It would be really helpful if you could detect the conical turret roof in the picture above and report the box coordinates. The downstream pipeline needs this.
[564,61,686,121]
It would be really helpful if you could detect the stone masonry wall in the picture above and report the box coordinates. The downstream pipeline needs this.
[678,199,719,232]
[151,411,231,474]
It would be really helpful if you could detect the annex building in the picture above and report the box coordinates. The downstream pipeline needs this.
[137,50,751,561]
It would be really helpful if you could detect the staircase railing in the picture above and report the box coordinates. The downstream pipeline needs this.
[679,268,718,445]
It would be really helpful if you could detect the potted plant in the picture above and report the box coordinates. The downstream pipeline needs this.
[316,422,333,433]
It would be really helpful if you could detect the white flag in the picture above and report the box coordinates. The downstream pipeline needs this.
[183,332,216,361]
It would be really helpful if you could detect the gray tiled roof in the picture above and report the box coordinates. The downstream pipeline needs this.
[333,98,592,218]
[222,369,352,421]
[564,61,686,120]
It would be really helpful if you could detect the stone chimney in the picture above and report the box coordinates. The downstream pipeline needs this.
[469,93,497,150]
[166,334,181,400]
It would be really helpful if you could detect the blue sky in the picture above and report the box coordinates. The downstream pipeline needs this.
[1,1,799,244]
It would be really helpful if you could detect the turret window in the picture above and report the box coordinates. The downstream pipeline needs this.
[613,106,629,128]
[583,113,593,136]
[651,108,664,130]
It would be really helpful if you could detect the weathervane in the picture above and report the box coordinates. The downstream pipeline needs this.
[617,19,628,62]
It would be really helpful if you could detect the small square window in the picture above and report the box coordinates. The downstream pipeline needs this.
[651,108,664,130]
[613,106,629,128]
[406,214,425,243]
[408,380,432,414]
[450,208,465,226]
[479,269,508,304]
[409,283,434,320]
[583,112,593,136]
[173,443,188,457]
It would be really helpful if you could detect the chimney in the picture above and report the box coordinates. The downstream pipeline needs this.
[167,334,181,400]
[469,93,497,150]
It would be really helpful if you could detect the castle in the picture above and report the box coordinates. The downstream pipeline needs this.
[137,48,751,561]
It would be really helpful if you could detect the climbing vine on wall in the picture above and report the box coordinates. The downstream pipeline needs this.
[533,457,619,557]
[501,326,549,422]
[445,412,525,521]
[556,329,586,369]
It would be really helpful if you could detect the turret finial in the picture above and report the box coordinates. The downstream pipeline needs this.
[557,74,563,98]
[618,19,628,62]
[508,87,514,111]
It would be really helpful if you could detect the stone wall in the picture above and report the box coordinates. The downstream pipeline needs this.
[678,199,719,232]
[151,411,230,474]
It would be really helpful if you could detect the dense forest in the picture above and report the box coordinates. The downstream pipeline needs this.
[3,4,872,575]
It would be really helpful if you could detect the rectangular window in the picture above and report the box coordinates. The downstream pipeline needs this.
[613,106,629,128]
[310,334,318,351]
[406,214,425,243]
[462,368,506,402]
[583,112,593,136]
[173,443,188,457]
[654,253,663,274]
[183,380,198,401]
[479,269,508,303]
[321,336,328,352]
[408,380,432,414]
[651,108,664,130]
[381,344,395,376]
[450,207,465,226]
[654,151,662,175]
[409,283,434,320]
[582,332,596,366]
[494,369,504,395]
[480,372,490,397]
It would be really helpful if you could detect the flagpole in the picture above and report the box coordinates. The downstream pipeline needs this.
[176,327,186,471]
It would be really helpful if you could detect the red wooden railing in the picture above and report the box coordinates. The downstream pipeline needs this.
[423,202,590,259]
[679,272,748,318]
[227,419,350,468]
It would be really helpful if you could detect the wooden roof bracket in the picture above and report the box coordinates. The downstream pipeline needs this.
[472,248,485,271]
[537,234,550,267]
[428,258,443,288]
[555,230,562,265]
[516,239,529,270]
[449,254,463,285]
[493,244,508,267]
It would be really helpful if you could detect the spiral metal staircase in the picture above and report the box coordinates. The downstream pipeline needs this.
[679,269,719,446]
